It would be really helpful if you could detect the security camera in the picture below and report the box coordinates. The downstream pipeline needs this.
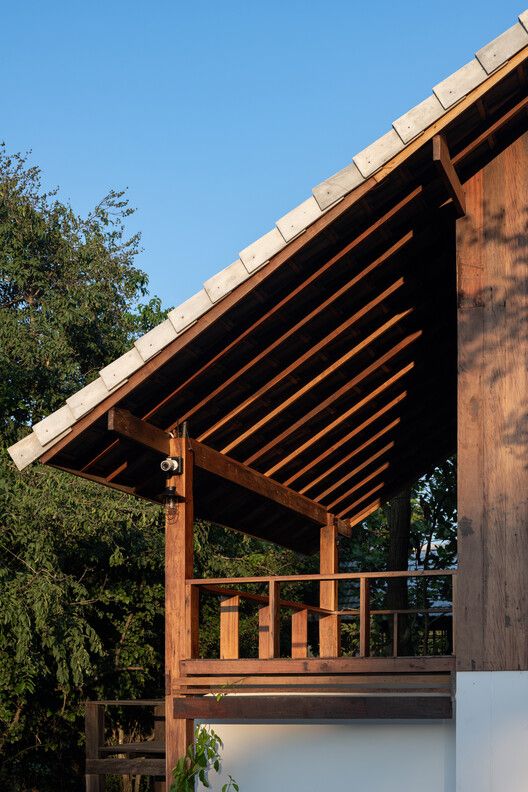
[160,457,183,474]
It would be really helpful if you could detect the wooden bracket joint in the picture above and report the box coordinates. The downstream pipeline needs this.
[432,135,466,217]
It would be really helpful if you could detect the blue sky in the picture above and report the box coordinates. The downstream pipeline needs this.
[1,1,525,307]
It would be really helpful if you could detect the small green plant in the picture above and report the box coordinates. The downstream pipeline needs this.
[170,724,239,792]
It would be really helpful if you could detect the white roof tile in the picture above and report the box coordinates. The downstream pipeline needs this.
[433,59,487,110]
[203,259,249,303]
[312,162,364,211]
[168,289,213,333]
[134,319,178,362]
[476,23,528,74]
[66,377,114,420]
[276,197,323,242]
[33,404,75,445]
[100,348,144,390]
[239,228,286,273]
[393,94,445,144]
[353,129,405,178]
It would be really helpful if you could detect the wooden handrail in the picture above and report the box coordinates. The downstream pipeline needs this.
[200,583,331,614]
[187,569,456,586]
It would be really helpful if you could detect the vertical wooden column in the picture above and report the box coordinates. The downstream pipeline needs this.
[456,130,528,671]
[319,514,341,657]
[165,437,195,783]
[85,702,104,792]
[268,580,280,658]
[258,605,270,658]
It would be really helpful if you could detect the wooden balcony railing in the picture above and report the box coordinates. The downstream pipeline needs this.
[186,569,456,663]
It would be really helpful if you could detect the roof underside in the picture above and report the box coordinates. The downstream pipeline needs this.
[9,22,528,553]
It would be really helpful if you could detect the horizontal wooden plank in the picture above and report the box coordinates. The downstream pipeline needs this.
[172,694,452,720]
[188,569,456,586]
[99,741,164,755]
[181,656,455,675]
[174,674,451,687]
[107,408,170,456]
[91,699,164,706]
[86,758,165,776]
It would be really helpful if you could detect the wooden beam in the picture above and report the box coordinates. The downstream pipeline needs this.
[188,437,331,529]
[433,135,466,217]
[85,702,105,792]
[173,694,452,720]
[268,580,280,659]
[315,443,394,504]
[108,407,170,456]
[165,437,194,783]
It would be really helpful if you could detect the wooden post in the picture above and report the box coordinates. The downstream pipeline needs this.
[85,702,104,792]
[258,605,270,658]
[291,609,309,658]
[220,595,240,659]
[359,577,370,658]
[319,514,341,657]
[457,131,528,671]
[165,437,195,785]
[154,703,166,792]
[268,580,280,658]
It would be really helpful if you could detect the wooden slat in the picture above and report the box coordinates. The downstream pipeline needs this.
[220,595,240,660]
[86,758,165,776]
[433,135,466,217]
[99,742,165,755]
[181,656,456,675]
[174,673,451,687]
[172,694,452,720]
[312,441,395,502]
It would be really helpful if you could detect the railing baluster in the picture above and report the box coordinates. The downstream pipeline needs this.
[220,595,240,659]
[185,583,199,659]
[291,609,309,658]
[258,605,270,658]
[392,612,399,657]
[359,577,370,658]
[268,580,280,658]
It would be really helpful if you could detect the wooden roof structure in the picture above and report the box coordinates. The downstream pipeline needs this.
[9,12,528,552]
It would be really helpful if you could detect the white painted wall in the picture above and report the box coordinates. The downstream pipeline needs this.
[457,671,528,792]
[197,720,455,792]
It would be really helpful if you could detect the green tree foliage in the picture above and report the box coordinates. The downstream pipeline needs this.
[0,145,167,790]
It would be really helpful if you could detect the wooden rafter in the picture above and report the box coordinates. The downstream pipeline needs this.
[433,135,466,217]
[199,279,407,445]
[254,336,421,472]
[220,308,412,455]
